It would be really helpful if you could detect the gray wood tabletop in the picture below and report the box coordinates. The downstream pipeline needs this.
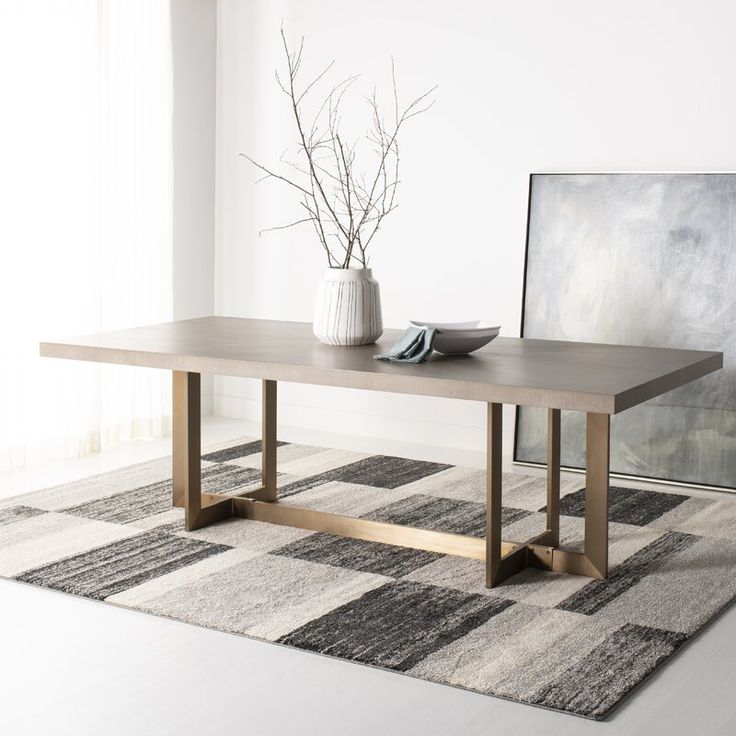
[40,316,722,414]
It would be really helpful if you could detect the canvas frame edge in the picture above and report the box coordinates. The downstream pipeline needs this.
[512,171,736,493]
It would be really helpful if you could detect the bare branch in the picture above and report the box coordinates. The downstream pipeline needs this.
[238,153,312,197]
[404,100,436,120]
[281,33,351,248]
[244,28,436,267]
[290,35,305,76]
[259,217,314,236]
[274,69,289,96]
[401,85,439,118]
[297,60,336,105]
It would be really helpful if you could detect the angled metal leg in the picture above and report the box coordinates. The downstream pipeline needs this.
[237,379,279,503]
[517,408,560,552]
[486,402,528,588]
[486,405,611,585]
[172,379,609,586]
[173,370,231,531]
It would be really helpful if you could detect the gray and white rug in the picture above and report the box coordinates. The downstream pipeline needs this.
[2,437,736,720]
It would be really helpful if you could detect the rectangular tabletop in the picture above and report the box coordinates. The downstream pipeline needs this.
[39,316,723,414]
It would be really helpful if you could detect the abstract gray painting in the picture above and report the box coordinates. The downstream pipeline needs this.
[516,173,736,489]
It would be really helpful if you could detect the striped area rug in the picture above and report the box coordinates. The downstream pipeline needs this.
[2,437,736,720]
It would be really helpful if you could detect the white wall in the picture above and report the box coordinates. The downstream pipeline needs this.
[214,0,736,459]
[172,0,218,412]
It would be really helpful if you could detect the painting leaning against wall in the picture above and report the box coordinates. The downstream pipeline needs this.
[515,173,736,489]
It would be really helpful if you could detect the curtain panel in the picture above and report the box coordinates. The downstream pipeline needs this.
[0,0,174,469]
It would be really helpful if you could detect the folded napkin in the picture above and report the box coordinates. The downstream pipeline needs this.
[373,326,437,363]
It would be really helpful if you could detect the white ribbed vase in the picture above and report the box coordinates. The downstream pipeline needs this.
[313,268,383,346]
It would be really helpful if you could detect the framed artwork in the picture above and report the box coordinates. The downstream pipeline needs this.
[514,173,736,490]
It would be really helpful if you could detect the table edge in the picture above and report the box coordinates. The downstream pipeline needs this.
[614,350,724,412]
[40,339,723,415]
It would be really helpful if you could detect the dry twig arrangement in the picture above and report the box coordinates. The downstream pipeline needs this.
[240,28,436,268]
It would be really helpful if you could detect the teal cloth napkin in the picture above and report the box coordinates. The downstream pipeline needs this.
[373,326,437,363]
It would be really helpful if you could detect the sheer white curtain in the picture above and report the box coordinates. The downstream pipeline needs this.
[0,0,173,469]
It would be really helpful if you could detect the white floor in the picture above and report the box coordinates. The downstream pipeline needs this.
[2,417,736,735]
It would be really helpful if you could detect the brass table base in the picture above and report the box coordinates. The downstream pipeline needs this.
[173,371,610,588]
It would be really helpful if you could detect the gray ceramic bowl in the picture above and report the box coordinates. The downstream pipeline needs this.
[410,321,501,355]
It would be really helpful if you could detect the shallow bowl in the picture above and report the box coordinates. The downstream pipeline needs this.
[409,320,500,355]
[433,332,498,355]
[410,319,501,333]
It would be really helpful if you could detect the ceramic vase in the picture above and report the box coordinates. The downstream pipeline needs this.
[313,267,383,346]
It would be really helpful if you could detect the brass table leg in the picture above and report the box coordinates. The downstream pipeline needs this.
[173,373,279,529]
[173,371,232,531]
[485,403,503,587]
[238,379,279,503]
[486,405,564,588]
[584,412,610,578]
[171,377,608,585]
[262,379,278,502]
[546,408,561,546]
[172,370,199,511]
